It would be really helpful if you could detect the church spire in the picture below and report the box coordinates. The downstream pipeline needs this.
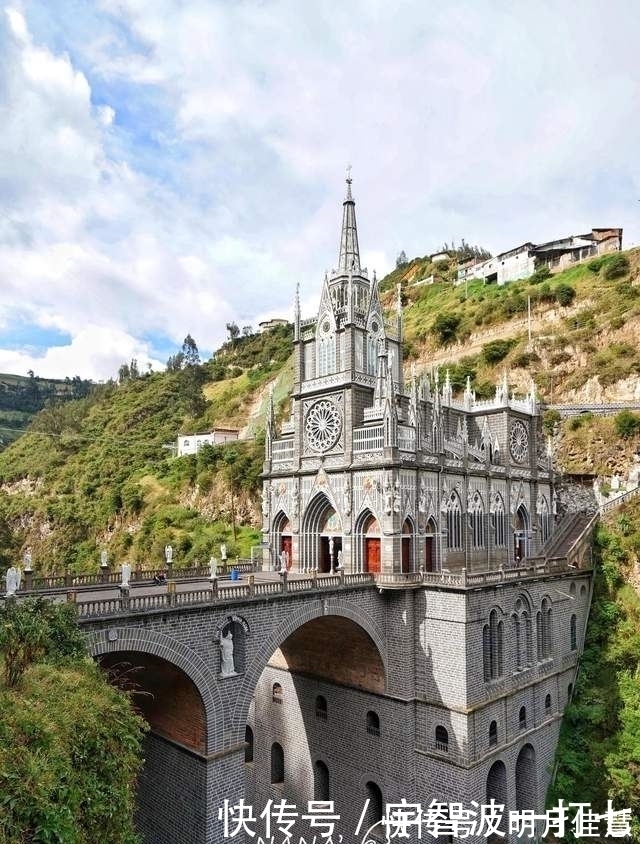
[338,166,361,273]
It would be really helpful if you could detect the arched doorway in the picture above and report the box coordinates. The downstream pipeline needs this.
[301,495,342,572]
[515,744,538,812]
[486,759,508,840]
[273,511,293,570]
[97,650,209,843]
[425,517,437,572]
[401,518,414,573]
[356,512,381,573]
[245,611,387,839]
[514,504,530,563]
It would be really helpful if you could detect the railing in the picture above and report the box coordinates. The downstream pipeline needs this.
[353,425,383,453]
[73,572,377,620]
[376,572,423,589]
[271,439,295,461]
[398,426,416,452]
[19,561,255,594]
[600,485,640,514]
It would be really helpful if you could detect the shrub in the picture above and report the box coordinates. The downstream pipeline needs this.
[529,265,552,284]
[542,409,561,436]
[614,410,640,439]
[603,253,630,280]
[555,283,576,307]
[587,256,606,273]
[432,313,461,345]
[482,339,516,365]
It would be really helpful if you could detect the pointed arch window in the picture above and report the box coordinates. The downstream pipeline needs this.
[483,609,504,681]
[446,492,462,550]
[513,597,533,670]
[537,598,553,660]
[491,493,507,548]
[470,491,485,549]
[316,315,336,377]
[539,495,552,544]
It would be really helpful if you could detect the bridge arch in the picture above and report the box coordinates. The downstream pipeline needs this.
[230,598,388,746]
[86,626,223,754]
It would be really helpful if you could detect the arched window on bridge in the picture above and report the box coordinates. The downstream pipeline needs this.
[272,682,283,704]
[315,695,327,721]
[271,742,284,785]
[245,726,254,764]
[366,710,380,737]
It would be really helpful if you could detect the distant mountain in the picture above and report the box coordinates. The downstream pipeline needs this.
[0,372,94,451]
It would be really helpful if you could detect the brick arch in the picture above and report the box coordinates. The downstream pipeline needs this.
[86,626,223,754]
[229,598,388,746]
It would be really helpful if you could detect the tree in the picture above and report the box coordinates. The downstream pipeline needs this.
[182,334,201,367]
[0,598,85,688]
[166,351,185,372]
[0,599,146,843]
[242,325,253,337]
[396,250,408,268]
[226,322,240,343]
[118,362,130,383]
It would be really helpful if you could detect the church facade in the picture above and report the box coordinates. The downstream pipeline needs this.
[262,177,555,578]
[245,180,593,842]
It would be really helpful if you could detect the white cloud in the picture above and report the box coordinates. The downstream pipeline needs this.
[1,2,640,379]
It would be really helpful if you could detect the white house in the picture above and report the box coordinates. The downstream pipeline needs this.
[177,428,239,456]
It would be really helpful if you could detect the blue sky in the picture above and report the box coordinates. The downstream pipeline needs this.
[1,0,639,379]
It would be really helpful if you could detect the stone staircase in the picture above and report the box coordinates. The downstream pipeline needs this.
[539,511,597,567]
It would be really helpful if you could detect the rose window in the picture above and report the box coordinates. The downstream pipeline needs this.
[509,420,529,463]
[305,400,342,453]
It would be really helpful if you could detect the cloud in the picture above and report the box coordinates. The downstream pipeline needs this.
[1,2,640,379]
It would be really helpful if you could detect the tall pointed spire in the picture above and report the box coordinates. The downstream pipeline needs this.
[338,166,361,273]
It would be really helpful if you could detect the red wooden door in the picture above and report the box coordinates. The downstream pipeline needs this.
[401,537,411,573]
[365,538,381,573]
[424,536,434,572]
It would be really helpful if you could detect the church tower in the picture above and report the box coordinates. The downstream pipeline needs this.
[263,175,553,583]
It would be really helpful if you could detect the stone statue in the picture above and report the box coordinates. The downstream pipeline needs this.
[343,480,351,516]
[262,486,270,517]
[209,557,218,580]
[100,549,108,568]
[220,543,227,562]
[337,550,344,570]
[5,566,19,596]
[220,628,236,676]
[329,537,334,564]
[393,479,401,514]
[164,544,173,564]
[291,481,299,519]
[120,563,131,589]
[418,482,427,514]
[383,476,392,515]
[23,550,32,571]
[279,550,289,572]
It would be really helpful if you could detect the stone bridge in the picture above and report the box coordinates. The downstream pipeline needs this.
[52,539,592,844]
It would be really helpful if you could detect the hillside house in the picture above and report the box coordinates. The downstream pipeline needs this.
[177,428,239,456]
[457,227,623,286]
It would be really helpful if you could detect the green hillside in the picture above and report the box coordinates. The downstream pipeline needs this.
[0,324,293,572]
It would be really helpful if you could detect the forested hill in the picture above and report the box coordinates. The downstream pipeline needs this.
[0,323,294,572]
[0,372,94,450]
